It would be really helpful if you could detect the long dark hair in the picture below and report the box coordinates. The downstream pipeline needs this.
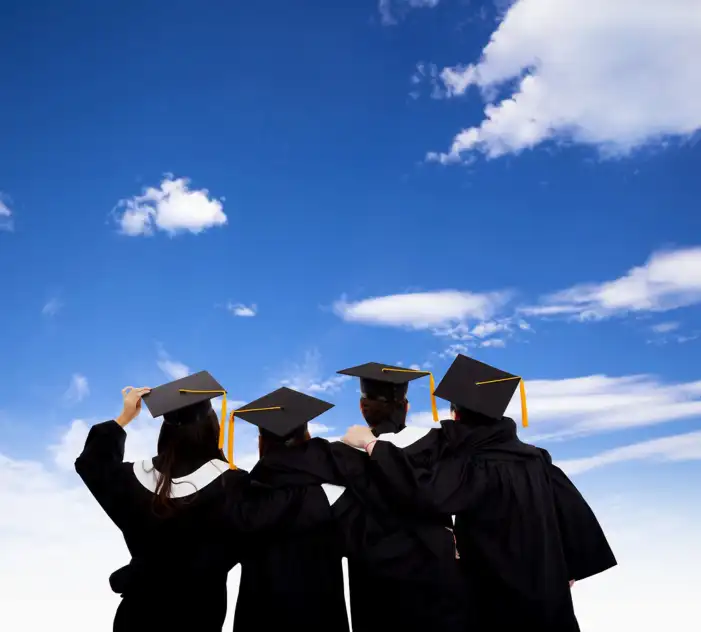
[258,424,311,458]
[360,397,408,429]
[153,403,225,515]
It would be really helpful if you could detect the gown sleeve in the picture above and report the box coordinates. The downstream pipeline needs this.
[540,449,617,581]
[368,438,488,516]
[74,420,132,528]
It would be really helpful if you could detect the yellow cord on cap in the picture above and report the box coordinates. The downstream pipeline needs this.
[381,368,439,422]
[178,389,234,467]
[474,377,528,428]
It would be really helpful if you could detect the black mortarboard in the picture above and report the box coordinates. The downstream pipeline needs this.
[233,387,334,438]
[433,354,528,426]
[142,371,225,418]
[337,362,439,422]
[142,371,238,467]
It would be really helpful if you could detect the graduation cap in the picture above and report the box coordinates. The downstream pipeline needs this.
[433,354,528,427]
[142,371,238,469]
[337,362,439,422]
[233,387,334,438]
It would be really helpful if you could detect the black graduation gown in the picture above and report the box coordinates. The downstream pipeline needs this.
[75,420,314,632]
[232,452,349,632]
[367,417,617,632]
[252,434,468,632]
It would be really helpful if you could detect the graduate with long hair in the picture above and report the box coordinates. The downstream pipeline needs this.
[75,372,317,632]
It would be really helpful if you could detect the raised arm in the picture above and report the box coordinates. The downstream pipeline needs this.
[74,386,150,525]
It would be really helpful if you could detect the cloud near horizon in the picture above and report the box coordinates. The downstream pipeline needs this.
[1,418,699,631]
[409,372,701,443]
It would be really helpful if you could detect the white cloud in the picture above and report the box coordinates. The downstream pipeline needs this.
[651,321,680,334]
[157,352,190,381]
[114,175,227,236]
[558,430,701,475]
[409,373,701,440]
[3,424,700,631]
[522,246,701,320]
[426,0,701,163]
[334,290,511,329]
[41,298,62,317]
[379,0,440,25]
[64,374,89,404]
[565,494,701,631]
[227,302,257,317]
[308,422,330,436]
[277,349,351,396]
[0,197,13,231]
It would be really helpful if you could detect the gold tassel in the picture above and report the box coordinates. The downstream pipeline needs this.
[474,376,528,427]
[381,368,439,422]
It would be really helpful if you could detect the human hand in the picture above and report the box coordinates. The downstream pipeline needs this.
[116,386,151,427]
[342,425,376,450]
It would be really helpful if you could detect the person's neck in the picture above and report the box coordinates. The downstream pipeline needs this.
[370,418,406,436]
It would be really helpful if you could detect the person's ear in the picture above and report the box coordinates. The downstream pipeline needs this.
[451,409,458,421]
[405,401,411,413]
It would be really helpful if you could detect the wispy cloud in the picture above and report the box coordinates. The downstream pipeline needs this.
[379,0,440,25]
[5,413,700,631]
[521,246,701,320]
[651,321,680,334]
[227,302,257,317]
[276,349,351,395]
[557,431,701,475]
[157,351,190,381]
[42,298,62,317]
[409,373,701,440]
[114,175,227,236]
[0,196,13,232]
[64,374,89,404]
[426,0,701,163]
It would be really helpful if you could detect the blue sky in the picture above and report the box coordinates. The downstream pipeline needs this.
[1,1,700,629]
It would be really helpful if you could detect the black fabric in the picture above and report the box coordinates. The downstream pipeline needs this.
[251,435,468,632]
[76,420,317,632]
[142,370,225,419]
[234,387,334,438]
[233,449,349,632]
[539,448,618,581]
[368,416,617,632]
[433,353,521,418]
